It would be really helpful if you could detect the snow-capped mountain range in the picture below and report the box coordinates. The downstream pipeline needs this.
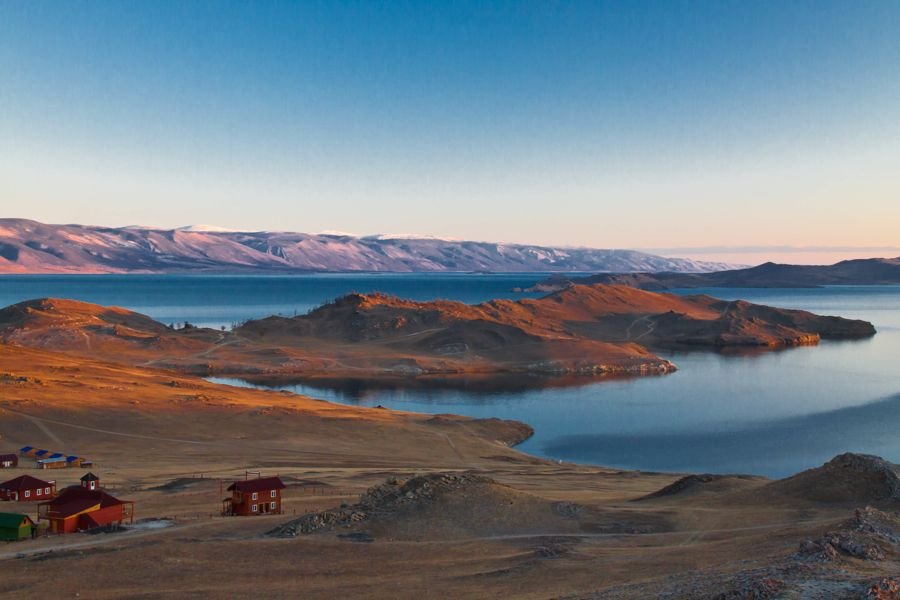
[0,219,738,274]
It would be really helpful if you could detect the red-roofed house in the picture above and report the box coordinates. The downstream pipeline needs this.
[0,474,56,502]
[37,473,134,534]
[223,476,285,516]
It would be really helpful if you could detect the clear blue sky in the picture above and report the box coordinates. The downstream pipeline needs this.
[1,1,898,261]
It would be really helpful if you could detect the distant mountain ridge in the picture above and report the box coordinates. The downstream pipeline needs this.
[0,219,736,274]
[527,258,900,291]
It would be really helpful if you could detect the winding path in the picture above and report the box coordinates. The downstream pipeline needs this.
[625,316,655,342]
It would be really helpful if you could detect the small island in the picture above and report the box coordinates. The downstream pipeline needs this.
[0,284,875,381]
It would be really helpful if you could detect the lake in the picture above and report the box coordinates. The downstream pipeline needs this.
[0,273,549,329]
[2,274,898,477]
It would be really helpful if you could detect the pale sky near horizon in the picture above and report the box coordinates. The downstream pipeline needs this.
[1,1,899,264]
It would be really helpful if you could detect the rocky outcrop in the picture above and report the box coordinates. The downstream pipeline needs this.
[867,577,900,600]
[268,473,496,537]
[797,507,900,562]
[763,453,900,504]
[578,505,900,599]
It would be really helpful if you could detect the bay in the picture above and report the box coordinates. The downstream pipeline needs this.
[2,275,898,477]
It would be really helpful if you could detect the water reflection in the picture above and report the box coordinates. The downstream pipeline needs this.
[229,372,659,397]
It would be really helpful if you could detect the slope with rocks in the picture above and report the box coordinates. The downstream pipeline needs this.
[0,298,215,359]
[267,472,586,541]
[758,453,900,505]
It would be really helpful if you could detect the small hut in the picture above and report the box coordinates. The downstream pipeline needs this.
[0,513,35,541]
[37,457,69,470]
[0,454,17,469]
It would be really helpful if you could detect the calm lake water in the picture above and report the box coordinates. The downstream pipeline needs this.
[0,273,549,329]
[2,274,898,477]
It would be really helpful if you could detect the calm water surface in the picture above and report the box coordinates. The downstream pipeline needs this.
[2,275,898,477]
[0,273,549,329]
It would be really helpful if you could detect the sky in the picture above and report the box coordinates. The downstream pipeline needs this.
[1,1,899,264]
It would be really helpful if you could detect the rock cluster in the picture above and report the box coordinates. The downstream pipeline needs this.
[0,372,43,385]
[358,472,494,509]
[798,534,884,562]
[797,506,899,563]
[710,576,786,600]
[867,577,900,600]
[552,501,582,519]
[533,537,580,560]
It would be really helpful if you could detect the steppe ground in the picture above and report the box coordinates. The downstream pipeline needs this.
[0,345,897,599]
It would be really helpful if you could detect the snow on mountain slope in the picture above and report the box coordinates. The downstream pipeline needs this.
[175,224,242,233]
[0,219,738,274]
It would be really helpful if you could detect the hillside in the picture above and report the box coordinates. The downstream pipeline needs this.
[0,284,875,380]
[0,218,735,274]
[758,453,900,504]
[242,283,874,351]
[0,298,215,359]
[527,258,900,291]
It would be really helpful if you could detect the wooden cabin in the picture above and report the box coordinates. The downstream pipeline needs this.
[0,475,56,502]
[37,474,134,534]
[36,455,85,469]
[16,446,86,469]
[222,476,286,516]
[0,454,17,468]
[0,512,35,541]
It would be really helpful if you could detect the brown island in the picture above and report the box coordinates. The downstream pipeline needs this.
[0,283,876,383]
[0,287,896,598]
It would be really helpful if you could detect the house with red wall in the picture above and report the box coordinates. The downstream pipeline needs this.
[223,476,285,516]
[37,473,134,534]
[0,474,56,502]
